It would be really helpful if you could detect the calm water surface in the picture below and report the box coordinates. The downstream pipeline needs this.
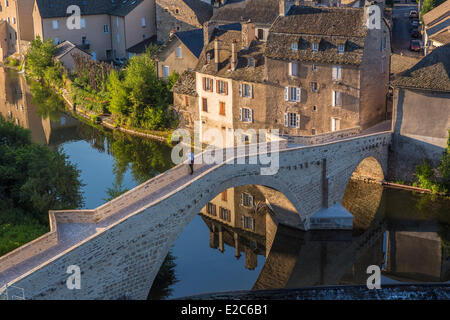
[1,68,448,299]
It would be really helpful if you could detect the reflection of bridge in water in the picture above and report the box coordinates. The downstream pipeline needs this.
[196,182,449,294]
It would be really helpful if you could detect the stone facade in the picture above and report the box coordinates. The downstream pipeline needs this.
[155,0,213,43]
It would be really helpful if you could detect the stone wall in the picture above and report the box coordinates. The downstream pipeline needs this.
[389,88,450,182]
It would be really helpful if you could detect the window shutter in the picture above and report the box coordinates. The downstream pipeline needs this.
[210,79,213,92]
[228,210,231,222]
[332,90,336,106]
[250,195,254,207]
[332,66,337,80]
[289,62,292,76]
[296,114,300,128]
[202,77,206,91]
[337,91,342,106]
[241,216,245,227]
[250,109,253,123]
[216,80,220,93]
[284,113,288,127]
[241,193,244,206]
[239,83,243,97]
[285,87,289,101]
[239,108,242,121]
[296,88,301,102]
[225,82,228,95]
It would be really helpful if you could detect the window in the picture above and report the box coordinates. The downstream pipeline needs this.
[332,65,342,80]
[242,216,255,231]
[52,20,58,30]
[239,107,253,122]
[312,128,316,135]
[141,18,146,27]
[241,193,253,207]
[331,118,341,132]
[311,82,318,92]
[54,37,59,44]
[285,86,301,102]
[184,95,189,107]
[104,24,109,33]
[219,207,231,222]
[163,65,169,78]
[176,46,182,58]
[291,43,298,51]
[257,28,264,40]
[312,105,317,112]
[248,57,255,67]
[338,44,345,53]
[312,64,318,71]
[202,98,208,112]
[12,17,15,24]
[284,112,300,128]
[289,62,297,76]
[240,83,253,98]
[332,90,342,107]
[80,18,86,28]
[221,191,227,201]
[312,42,319,52]
[92,52,97,61]
[217,80,228,95]
[219,101,226,116]
[206,203,216,216]
[203,77,213,92]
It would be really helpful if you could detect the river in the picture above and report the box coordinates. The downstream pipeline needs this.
[0,68,448,299]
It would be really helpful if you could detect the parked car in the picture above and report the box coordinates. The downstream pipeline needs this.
[409,10,418,19]
[410,28,420,38]
[411,19,420,28]
[410,39,421,51]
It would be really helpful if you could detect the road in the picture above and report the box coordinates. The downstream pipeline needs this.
[391,4,423,58]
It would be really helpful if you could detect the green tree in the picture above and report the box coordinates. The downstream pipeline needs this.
[438,130,450,188]
[107,70,130,118]
[25,36,57,80]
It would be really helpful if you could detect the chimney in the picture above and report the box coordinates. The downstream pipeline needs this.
[231,39,238,71]
[203,21,217,48]
[241,20,255,48]
[169,28,175,38]
[279,0,296,17]
[214,37,219,72]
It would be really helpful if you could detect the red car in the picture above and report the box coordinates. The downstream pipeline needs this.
[410,39,421,51]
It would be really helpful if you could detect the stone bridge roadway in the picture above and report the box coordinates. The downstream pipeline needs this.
[0,131,391,299]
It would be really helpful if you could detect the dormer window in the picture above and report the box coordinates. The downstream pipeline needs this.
[291,43,298,51]
[248,57,255,67]
[312,42,319,52]
[206,52,211,64]
[338,44,345,53]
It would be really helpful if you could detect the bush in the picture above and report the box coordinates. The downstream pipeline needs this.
[7,57,20,67]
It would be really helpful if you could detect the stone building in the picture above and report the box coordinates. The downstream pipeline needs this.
[264,4,391,136]
[154,28,204,79]
[174,3,391,146]
[172,70,199,134]
[390,44,450,182]
[422,0,450,55]
[32,0,156,61]
[0,0,35,58]
[155,0,213,44]
[54,40,92,72]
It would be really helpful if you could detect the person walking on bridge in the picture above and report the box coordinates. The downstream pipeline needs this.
[188,151,195,175]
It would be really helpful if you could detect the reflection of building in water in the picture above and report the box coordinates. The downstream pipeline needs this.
[200,182,450,291]
[0,68,77,145]
[383,230,450,282]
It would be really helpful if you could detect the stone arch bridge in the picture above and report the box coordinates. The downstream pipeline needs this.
[0,131,391,299]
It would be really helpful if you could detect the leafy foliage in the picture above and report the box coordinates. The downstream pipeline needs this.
[438,130,450,189]
[25,36,57,81]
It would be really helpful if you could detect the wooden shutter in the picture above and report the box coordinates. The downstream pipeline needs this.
[285,87,289,101]
[240,193,244,206]
[284,113,288,127]
[219,102,225,115]
[239,108,242,121]
[202,77,206,91]
[225,81,228,95]
[249,109,253,123]
[210,79,213,92]
[296,87,301,102]
[296,114,300,128]
[239,83,243,97]
[202,98,208,112]
[332,66,337,80]
[227,210,231,222]
[332,90,336,106]
[216,80,220,93]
